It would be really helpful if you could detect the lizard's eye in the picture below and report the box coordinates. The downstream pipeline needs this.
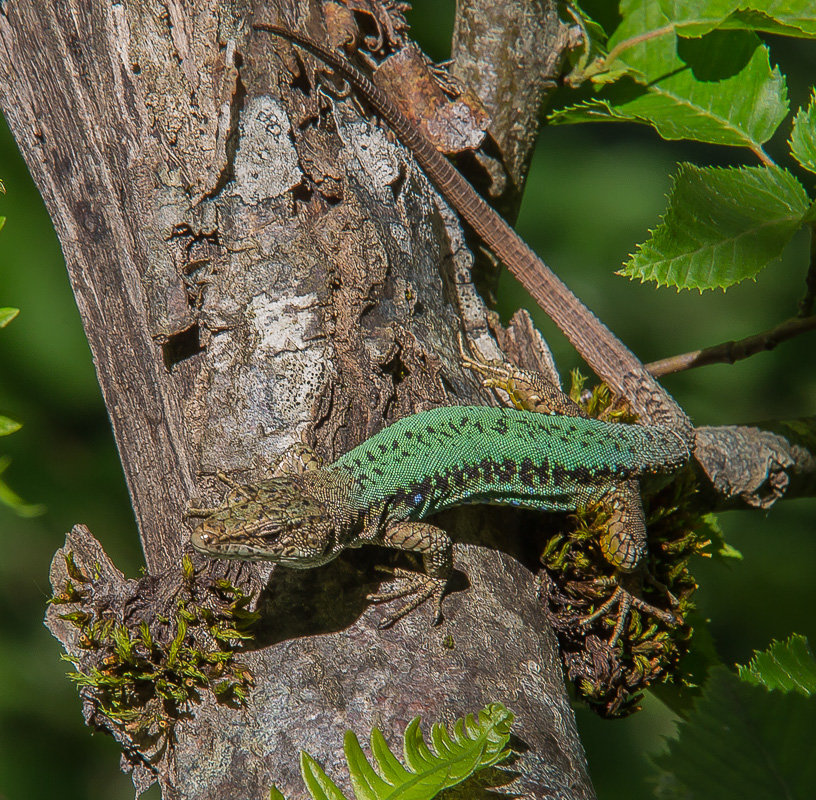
[191,525,220,553]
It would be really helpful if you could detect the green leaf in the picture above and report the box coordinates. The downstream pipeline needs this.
[562,1,610,86]
[0,416,21,436]
[621,164,810,290]
[634,29,786,148]
[0,455,45,517]
[648,612,722,715]
[301,752,349,800]
[738,635,816,695]
[348,729,429,800]
[0,308,19,328]
[548,98,627,126]
[0,475,46,517]
[401,704,512,794]
[570,1,608,48]
[355,704,512,799]
[701,513,742,560]
[293,704,513,800]
[790,89,816,174]
[268,788,288,800]
[653,665,816,800]
[554,3,789,150]
[660,0,816,38]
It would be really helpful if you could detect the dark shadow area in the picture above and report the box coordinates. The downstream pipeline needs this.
[678,30,756,81]
[161,323,203,370]
[245,503,559,649]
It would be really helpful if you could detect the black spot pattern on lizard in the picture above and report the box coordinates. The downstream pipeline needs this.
[328,406,688,518]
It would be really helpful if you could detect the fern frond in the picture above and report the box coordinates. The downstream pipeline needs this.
[270,703,514,800]
[301,752,348,800]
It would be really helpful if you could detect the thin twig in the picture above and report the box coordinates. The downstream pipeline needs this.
[646,315,816,377]
[752,145,775,167]
[799,223,816,317]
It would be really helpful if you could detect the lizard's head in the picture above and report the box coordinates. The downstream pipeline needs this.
[190,475,348,569]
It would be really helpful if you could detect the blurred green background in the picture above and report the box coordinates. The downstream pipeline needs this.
[1,3,814,798]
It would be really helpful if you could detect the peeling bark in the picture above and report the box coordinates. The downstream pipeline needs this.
[452,0,567,216]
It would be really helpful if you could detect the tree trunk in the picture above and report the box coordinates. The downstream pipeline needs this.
[0,0,596,797]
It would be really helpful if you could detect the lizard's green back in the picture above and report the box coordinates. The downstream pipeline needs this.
[328,406,688,521]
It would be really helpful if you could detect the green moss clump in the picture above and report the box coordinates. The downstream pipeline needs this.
[50,553,258,741]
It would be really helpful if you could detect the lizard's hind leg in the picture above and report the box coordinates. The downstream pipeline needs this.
[271,440,323,476]
[579,483,680,644]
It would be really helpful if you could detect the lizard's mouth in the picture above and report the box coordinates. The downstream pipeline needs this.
[190,526,238,557]
[190,527,268,560]
[190,524,294,563]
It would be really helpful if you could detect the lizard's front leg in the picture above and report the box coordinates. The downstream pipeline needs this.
[186,442,322,518]
[270,441,323,476]
[366,521,453,628]
[459,333,580,417]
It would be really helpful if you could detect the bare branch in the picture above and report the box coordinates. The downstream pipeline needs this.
[647,315,816,377]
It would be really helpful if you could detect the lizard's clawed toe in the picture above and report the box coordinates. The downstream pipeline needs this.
[579,580,681,646]
[367,567,446,628]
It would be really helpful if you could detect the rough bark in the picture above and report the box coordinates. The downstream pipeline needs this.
[450,0,568,301]
[452,0,564,217]
[3,0,813,797]
[695,420,816,510]
[0,0,596,797]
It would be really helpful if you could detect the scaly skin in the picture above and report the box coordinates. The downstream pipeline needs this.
[458,341,682,641]
[190,405,688,629]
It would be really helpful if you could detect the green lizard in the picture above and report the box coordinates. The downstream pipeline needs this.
[189,26,694,640]
[190,353,689,638]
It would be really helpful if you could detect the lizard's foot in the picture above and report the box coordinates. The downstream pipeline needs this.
[186,503,218,518]
[187,471,264,515]
[367,566,447,628]
[580,578,679,646]
[458,333,529,406]
[458,332,579,416]
[186,472,251,516]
